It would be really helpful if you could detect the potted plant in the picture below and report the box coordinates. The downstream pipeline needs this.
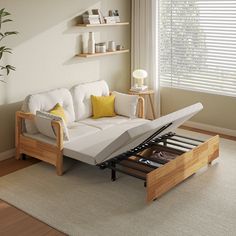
[0,8,18,82]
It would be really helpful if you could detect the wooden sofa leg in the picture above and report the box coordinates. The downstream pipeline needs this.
[56,153,63,176]
[16,148,22,160]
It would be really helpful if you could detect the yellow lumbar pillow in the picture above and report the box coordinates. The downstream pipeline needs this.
[91,95,116,119]
[50,103,67,123]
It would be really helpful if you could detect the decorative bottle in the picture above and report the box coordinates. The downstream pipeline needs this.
[82,33,88,54]
[88,32,95,54]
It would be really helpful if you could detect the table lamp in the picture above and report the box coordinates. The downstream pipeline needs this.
[132,69,148,91]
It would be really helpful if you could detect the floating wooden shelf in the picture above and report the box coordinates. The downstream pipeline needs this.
[77,22,129,27]
[77,49,129,58]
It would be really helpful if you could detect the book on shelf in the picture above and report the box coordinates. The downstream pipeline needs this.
[130,85,148,92]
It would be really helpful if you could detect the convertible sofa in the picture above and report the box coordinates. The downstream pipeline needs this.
[16,80,146,175]
[16,80,219,202]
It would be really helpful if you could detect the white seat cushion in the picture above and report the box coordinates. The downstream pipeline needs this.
[71,80,109,121]
[79,116,130,130]
[22,88,75,134]
[63,118,150,165]
[23,123,100,145]
[67,122,100,141]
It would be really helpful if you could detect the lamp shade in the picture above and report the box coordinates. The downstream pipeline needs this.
[132,69,148,79]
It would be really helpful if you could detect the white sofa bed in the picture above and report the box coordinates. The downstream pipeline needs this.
[16,80,219,202]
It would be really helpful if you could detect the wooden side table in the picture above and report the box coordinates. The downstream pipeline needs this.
[129,89,156,120]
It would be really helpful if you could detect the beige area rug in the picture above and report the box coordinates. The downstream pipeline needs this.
[0,129,236,236]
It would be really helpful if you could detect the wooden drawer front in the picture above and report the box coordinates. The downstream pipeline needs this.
[146,135,219,203]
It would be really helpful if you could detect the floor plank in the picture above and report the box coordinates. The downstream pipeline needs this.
[180,125,236,141]
[0,157,66,236]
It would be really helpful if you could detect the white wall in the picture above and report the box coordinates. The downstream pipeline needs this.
[0,0,131,153]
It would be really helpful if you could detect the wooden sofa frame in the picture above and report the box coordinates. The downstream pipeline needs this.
[15,97,145,176]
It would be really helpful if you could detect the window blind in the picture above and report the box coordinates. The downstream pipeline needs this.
[160,0,236,97]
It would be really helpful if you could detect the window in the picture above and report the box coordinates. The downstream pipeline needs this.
[160,0,236,97]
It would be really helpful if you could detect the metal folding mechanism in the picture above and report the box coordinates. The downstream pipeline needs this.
[99,122,204,184]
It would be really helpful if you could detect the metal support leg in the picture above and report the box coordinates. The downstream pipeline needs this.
[111,162,116,181]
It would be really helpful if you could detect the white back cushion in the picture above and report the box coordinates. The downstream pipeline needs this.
[22,88,75,134]
[71,80,109,120]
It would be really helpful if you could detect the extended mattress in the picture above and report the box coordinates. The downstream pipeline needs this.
[63,103,203,165]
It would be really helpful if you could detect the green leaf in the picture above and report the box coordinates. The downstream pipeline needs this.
[2,19,12,23]
[1,11,11,17]
[4,31,18,36]
[0,8,5,15]
[6,64,15,70]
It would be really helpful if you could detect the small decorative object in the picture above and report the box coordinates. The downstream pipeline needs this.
[92,9,105,24]
[114,10,120,23]
[95,42,106,53]
[104,16,117,24]
[82,33,88,54]
[88,32,95,54]
[108,41,116,52]
[0,8,18,82]
[131,69,148,91]
[116,45,124,51]
[82,11,100,24]
[108,10,120,23]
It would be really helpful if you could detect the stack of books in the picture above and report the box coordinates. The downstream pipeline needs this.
[83,14,100,24]
[130,85,148,92]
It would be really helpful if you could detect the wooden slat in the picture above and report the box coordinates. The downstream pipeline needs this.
[119,160,154,173]
[116,165,146,180]
[146,135,220,203]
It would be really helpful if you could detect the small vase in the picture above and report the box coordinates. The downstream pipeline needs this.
[82,33,88,54]
[88,32,95,54]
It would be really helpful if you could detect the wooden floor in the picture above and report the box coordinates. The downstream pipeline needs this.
[0,157,66,236]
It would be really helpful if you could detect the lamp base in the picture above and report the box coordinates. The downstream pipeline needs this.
[130,85,148,92]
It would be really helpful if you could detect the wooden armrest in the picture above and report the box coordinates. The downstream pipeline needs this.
[15,111,64,149]
[52,120,64,150]
[16,111,35,120]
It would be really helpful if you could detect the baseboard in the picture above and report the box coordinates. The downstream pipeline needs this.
[0,149,15,161]
[184,121,236,137]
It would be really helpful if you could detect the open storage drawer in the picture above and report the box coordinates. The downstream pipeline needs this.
[103,132,219,203]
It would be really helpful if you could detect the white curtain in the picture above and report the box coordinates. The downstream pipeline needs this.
[131,0,160,117]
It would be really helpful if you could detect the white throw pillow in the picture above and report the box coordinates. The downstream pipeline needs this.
[35,111,70,141]
[112,91,139,118]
